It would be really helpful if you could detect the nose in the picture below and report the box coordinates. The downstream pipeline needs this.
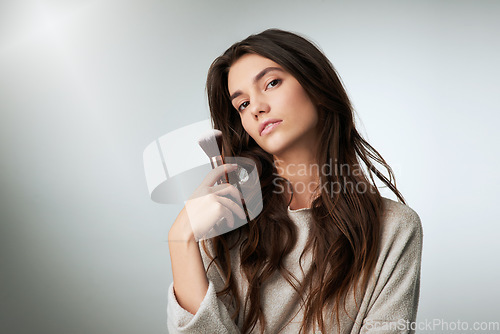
[249,96,270,119]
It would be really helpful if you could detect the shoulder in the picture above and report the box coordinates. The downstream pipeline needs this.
[380,197,423,239]
[359,198,423,325]
[377,197,423,258]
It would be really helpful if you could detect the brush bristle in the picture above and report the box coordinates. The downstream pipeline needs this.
[198,129,223,158]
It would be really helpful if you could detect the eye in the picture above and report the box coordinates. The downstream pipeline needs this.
[266,79,281,89]
[238,101,250,112]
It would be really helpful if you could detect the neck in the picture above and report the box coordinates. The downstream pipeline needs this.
[273,151,320,210]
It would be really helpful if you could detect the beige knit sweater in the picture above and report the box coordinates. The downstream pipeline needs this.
[167,197,423,333]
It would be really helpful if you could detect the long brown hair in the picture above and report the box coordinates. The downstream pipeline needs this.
[201,29,406,334]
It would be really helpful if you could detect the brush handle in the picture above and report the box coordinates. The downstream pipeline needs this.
[211,157,250,222]
[210,155,229,184]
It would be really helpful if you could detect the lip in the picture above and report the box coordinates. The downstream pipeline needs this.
[259,119,283,136]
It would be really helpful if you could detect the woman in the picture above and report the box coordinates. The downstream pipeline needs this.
[167,29,423,334]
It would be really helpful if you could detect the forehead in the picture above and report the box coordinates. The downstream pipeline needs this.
[227,54,283,93]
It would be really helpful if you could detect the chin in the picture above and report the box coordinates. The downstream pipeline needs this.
[256,139,287,155]
[260,145,287,157]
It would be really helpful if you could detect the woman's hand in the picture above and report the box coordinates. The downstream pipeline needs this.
[169,163,246,242]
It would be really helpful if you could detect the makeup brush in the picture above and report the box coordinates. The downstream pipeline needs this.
[198,129,252,228]
[198,129,229,184]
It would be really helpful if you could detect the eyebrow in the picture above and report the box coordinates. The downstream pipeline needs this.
[229,67,284,101]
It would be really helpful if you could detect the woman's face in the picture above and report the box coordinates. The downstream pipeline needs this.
[227,53,319,158]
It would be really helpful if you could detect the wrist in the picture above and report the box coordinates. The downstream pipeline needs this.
[168,207,196,243]
[168,227,196,243]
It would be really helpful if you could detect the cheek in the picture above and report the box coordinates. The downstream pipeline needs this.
[240,116,255,138]
[292,94,310,110]
[289,96,317,125]
[286,83,316,115]
[297,92,318,123]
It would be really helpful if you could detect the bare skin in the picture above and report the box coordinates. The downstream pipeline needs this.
[228,53,321,210]
[168,164,244,314]
[169,53,322,315]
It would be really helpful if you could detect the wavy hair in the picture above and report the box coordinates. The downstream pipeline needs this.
[201,29,406,334]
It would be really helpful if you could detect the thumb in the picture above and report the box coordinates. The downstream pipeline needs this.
[201,163,238,187]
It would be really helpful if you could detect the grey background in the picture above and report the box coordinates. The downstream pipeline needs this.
[1,0,499,333]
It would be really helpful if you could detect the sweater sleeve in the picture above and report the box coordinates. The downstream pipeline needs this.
[359,205,423,334]
[166,240,241,333]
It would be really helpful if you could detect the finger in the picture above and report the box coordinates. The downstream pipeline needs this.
[212,183,243,204]
[202,163,238,187]
[217,195,246,220]
[213,205,235,229]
